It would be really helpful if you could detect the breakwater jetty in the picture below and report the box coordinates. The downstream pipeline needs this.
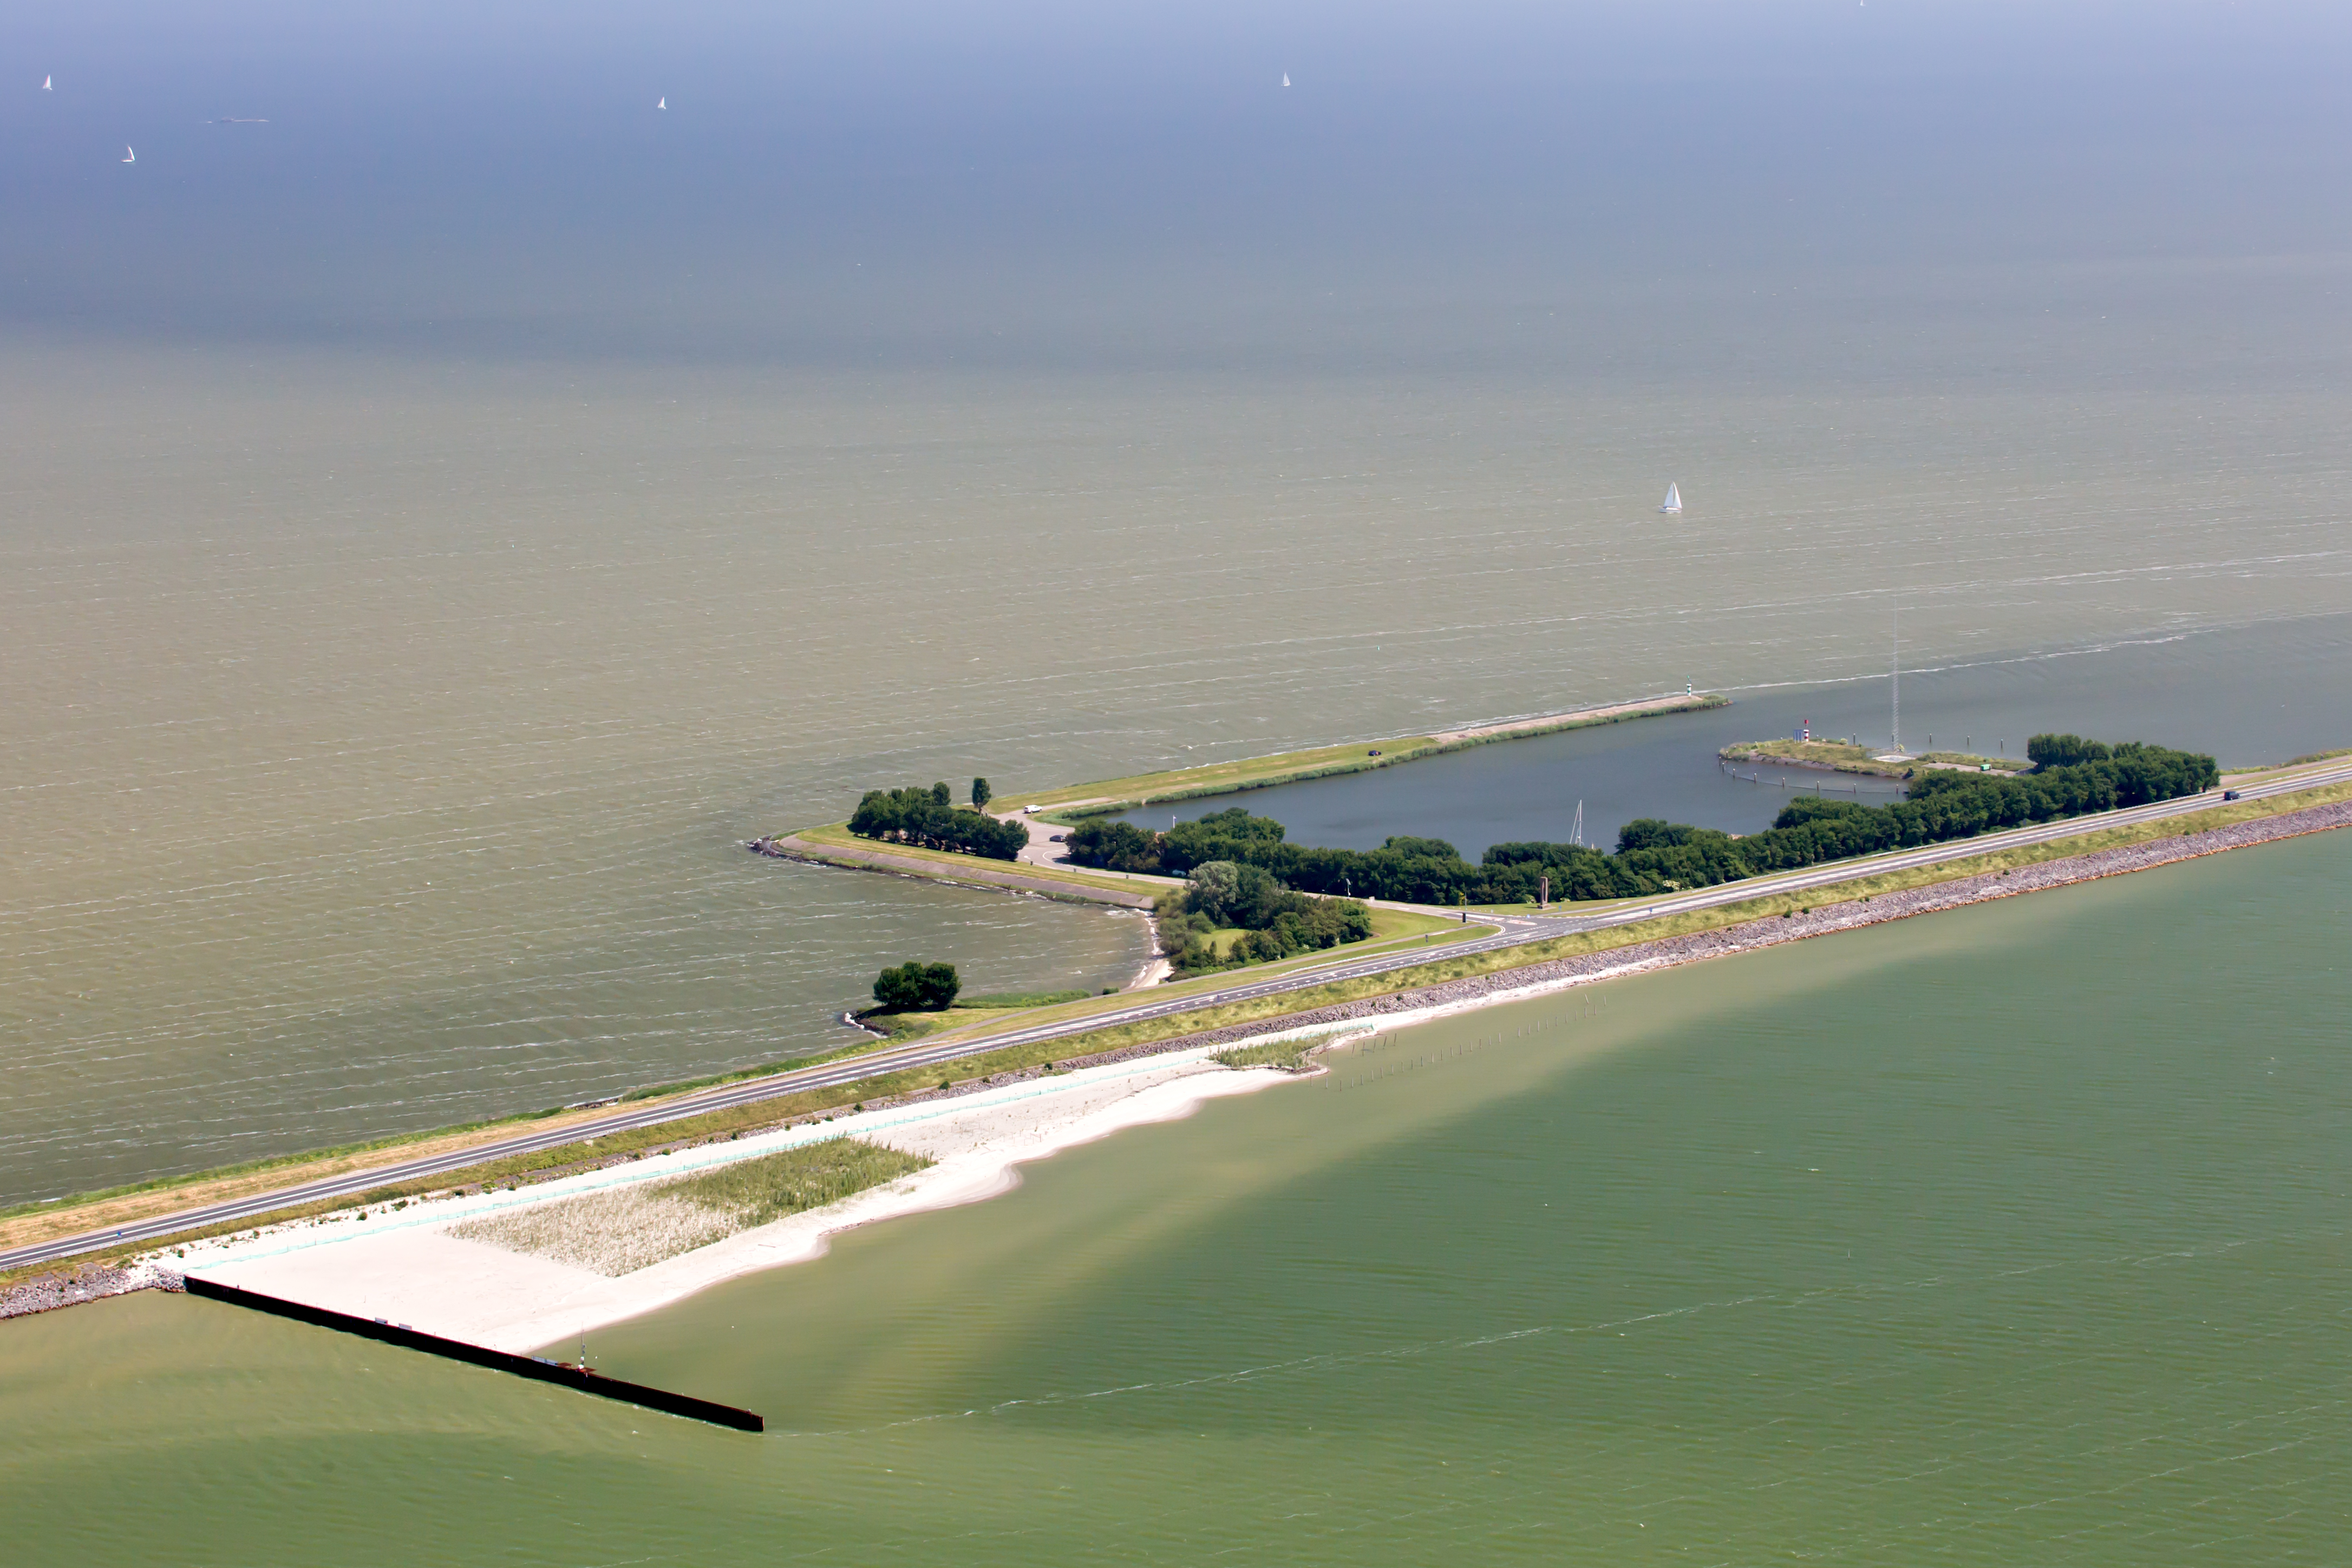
[182,1276,765,1432]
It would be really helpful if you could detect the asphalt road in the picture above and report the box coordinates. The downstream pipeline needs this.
[10,763,2347,1275]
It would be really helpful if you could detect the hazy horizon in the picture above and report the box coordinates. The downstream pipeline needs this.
[8,2,2352,371]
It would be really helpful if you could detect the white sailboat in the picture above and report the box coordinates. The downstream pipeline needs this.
[43,75,53,90]
[122,146,135,164]
[1658,482,1682,514]
[1282,73,1291,87]
[657,96,666,109]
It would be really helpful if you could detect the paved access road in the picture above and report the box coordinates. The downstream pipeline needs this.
[10,763,2348,1275]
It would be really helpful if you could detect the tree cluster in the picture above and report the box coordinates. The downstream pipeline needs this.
[872,961,961,1011]
[849,782,1028,860]
[2026,734,2111,769]
[1155,859,1374,972]
[1068,736,2218,906]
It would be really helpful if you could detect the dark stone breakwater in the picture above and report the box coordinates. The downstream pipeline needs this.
[1,1262,182,1322]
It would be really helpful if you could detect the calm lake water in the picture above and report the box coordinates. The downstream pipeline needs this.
[6,828,2348,1564]
[1116,614,2352,856]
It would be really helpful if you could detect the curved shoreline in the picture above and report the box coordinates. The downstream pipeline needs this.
[14,793,2344,1332]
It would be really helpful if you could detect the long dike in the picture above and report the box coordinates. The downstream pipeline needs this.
[8,762,2349,1282]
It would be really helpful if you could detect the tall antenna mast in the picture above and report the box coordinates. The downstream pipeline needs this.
[1891,603,1902,755]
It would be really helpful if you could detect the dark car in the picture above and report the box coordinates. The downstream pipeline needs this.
[2223,789,2241,801]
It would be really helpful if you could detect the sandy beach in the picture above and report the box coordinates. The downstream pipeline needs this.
[154,1033,1364,1354]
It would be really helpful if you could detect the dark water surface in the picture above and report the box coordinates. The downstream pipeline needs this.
[1119,614,2352,855]
[8,829,2349,1564]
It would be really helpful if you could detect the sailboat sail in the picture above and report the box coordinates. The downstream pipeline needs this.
[1659,482,1682,514]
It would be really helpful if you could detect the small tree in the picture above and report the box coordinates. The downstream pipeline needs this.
[971,777,992,809]
[931,781,953,808]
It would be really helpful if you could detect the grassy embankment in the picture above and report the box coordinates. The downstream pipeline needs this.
[14,765,2347,1286]
[859,907,1479,1043]
[1720,739,2030,778]
[785,822,1173,899]
[1008,692,1727,822]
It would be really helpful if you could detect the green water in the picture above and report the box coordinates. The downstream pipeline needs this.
[7,832,2350,1564]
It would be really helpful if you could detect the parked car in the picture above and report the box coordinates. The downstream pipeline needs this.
[2223,789,2242,801]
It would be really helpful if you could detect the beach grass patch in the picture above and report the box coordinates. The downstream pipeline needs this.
[448,1138,931,1276]
[1212,1038,1329,1072]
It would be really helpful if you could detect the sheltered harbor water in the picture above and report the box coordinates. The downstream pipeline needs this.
[1114,614,2352,856]
[8,828,2350,1565]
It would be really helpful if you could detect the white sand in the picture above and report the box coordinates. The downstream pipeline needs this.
[157,962,1669,1354]
[156,964,1682,1355]
[160,1030,1367,1354]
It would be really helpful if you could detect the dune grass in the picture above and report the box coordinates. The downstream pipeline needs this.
[1212,1037,1342,1072]
[661,1139,932,1227]
[447,1139,935,1276]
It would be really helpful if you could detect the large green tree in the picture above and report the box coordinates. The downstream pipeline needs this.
[872,961,960,1011]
